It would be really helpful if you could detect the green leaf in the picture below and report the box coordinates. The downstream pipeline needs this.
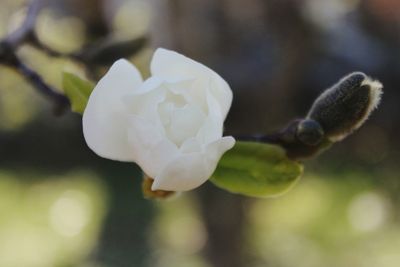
[62,72,95,114]
[210,141,303,197]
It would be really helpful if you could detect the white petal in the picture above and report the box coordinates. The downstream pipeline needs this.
[83,59,143,161]
[180,138,202,153]
[131,76,163,95]
[196,89,224,144]
[152,136,236,191]
[151,48,233,118]
[205,136,236,163]
[123,77,167,132]
[164,104,206,146]
[151,48,201,81]
[196,116,222,145]
[209,75,233,119]
[127,115,179,178]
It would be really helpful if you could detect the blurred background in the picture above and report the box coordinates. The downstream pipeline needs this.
[0,0,399,266]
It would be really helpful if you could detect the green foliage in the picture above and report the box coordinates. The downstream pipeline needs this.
[62,72,94,114]
[210,141,303,197]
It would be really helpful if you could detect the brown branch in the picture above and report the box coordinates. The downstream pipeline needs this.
[233,118,327,160]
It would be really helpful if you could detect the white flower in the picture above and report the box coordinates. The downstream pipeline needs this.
[83,48,235,191]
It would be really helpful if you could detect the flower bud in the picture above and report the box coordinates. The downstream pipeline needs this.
[296,119,324,146]
[307,72,383,142]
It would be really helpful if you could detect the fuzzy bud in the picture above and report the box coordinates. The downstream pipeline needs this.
[307,72,383,142]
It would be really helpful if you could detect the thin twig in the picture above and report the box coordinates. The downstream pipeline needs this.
[28,32,75,58]
[5,0,43,47]
[0,0,70,113]
[16,57,70,114]
[234,133,281,144]
[233,118,330,160]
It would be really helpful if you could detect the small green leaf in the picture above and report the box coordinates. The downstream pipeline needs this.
[62,72,95,114]
[210,141,303,197]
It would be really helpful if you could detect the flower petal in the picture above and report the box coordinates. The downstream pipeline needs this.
[152,136,236,191]
[209,75,233,120]
[164,104,206,146]
[123,77,167,132]
[83,59,143,161]
[196,89,224,144]
[127,115,179,178]
[151,48,233,118]
[180,138,202,153]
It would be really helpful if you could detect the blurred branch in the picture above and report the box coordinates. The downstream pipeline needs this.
[0,0,70,113]
[0,42,70,113]
[0,0,148,113]
[74,36,148,65]
[5,0,43,47]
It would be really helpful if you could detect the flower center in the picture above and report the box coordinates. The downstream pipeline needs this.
[158,89,205,147]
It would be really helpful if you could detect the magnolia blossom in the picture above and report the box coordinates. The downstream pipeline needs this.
[83,48,235,191]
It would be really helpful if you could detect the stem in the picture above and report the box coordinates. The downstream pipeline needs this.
[0,0,70,114]
[232,118,328,160]
[16,58,70,113]
[5,0,43,47]
[234,133,281,144]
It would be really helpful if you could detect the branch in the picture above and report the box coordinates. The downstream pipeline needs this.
[0,41,70,113]
[5,0,43,47]
[16,57,70,114]
[0,0,70,114]
[234,118,328,160]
